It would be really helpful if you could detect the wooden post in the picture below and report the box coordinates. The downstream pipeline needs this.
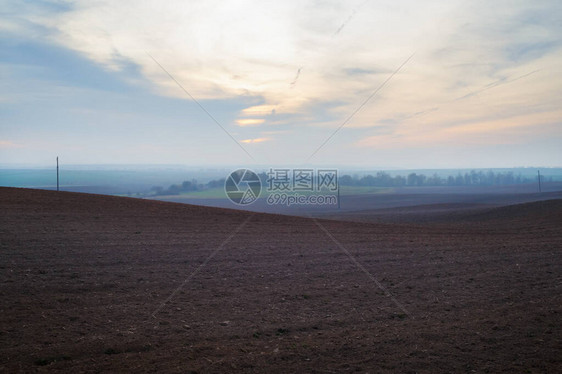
[56,157,59,191]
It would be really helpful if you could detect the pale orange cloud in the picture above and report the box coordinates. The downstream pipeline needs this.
[235,118,265,126]
[240,137,271,144]
[241,105,278,116]
[357,108,562,149]
[0,140,22,148]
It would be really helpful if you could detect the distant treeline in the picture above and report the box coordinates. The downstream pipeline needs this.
[149,170,547,195]
[151,179,204,195]
[339,170,547,187]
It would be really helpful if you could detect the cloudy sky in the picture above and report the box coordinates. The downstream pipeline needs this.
[1,0,561,168]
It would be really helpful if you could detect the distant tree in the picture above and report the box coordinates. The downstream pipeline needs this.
[339,175,354,186]
[469,170,478,185]
[427,173,442,186]
[150,186,164,195]
[375,171,393,186]
[167,184,182,195]
[393,175,406,187]
[207,178,226,188]
[486,170,495,185]
[407,173,418,186]
[182,180,193,190]
[508,172,516,184]
[359,175,376,186]
[455,174,463,186]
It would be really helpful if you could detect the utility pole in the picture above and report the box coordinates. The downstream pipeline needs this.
[537,170,541,193]
[337,184,341,210]
[56,157,59,191]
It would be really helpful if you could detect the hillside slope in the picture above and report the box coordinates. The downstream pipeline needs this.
[1,188,561,373]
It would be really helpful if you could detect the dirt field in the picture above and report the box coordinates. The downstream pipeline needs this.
[1,187,561,373]
[154,183,562,218]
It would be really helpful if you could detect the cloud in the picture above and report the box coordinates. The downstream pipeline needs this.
[241,104,278,116]
[235,118,265,127]
[5,1,436,107]
[0,140,23,149]
[240,137,271,144]
[3,0,562,165]
[357,99,562,149]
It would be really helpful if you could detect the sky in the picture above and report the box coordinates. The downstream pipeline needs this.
[1,0,561,168]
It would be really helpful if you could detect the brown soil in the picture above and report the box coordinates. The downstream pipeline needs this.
[1,187,561,373]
